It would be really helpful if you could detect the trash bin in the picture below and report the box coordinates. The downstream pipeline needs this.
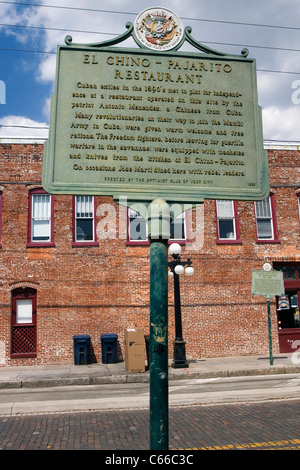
[101,333,118,364]
[73,335,90,365]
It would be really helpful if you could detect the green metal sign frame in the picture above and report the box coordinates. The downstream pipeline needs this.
[42,23,269,203]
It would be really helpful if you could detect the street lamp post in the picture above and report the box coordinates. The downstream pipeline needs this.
[168,243,194,369]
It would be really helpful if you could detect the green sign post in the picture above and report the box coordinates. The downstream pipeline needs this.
[251,264,284,365]
[148,199,169,449]
[42,7,270,450]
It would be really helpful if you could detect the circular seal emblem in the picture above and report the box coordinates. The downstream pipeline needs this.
[263,262,272,272]
[134,7,184,51]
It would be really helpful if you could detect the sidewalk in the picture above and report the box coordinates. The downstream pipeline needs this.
[0,353,299,390]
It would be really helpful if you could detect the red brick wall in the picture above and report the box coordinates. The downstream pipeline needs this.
[0,144,299,365]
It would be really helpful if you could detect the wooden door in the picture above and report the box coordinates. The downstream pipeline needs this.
[11,287,37,358]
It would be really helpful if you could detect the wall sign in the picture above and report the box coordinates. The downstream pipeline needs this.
[278,295,289,310]
[251,269,285,299]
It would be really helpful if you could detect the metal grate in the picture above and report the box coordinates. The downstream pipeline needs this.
[11,325,36,354]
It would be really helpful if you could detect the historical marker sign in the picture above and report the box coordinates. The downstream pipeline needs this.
[252,266,284,367]
[251,270,284,298]
[42,12,269,203]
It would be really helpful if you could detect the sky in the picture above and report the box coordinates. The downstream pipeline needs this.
[0,0,300,143]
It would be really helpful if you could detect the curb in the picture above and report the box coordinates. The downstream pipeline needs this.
[1,364,300,390]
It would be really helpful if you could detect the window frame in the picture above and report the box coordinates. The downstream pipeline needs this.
[27,188,55,247]
[126,207,149,246]
[72,195,99,247]
[215,200,242,244]
[254,194,280,243]
[170,211,187,242]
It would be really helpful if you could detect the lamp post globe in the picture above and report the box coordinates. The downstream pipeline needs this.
[169,243,181,255]
[185,266,194,276]
[174,264,184,275]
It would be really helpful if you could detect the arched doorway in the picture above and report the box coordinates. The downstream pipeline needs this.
[11,287,37,358]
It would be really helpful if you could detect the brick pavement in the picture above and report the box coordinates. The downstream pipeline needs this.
[0,400,299,450]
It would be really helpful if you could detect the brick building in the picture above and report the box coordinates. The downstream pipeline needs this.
[0,141,299,366]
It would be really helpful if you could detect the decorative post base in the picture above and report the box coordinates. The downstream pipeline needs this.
[172,339,188,368]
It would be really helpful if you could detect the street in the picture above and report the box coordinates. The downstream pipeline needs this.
[0,374,300,451]
[0,399,299,451]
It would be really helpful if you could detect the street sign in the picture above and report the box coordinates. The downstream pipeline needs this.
[251,269,284,298]
[251,268,284,366]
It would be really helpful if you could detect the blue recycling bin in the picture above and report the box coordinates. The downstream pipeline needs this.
[73,335,90,365]
[101,333,118,364]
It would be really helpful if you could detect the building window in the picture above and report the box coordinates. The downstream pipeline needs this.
[127,209,187,245]
[170,211,186,241]
[16,298,33,323]
[27,189,54,247]
[128,208,148,243]
[73,196,98,246]
[11,287,37,358]
[273,263,300,330]
[255,195,279,242]
[216,200,241,243]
